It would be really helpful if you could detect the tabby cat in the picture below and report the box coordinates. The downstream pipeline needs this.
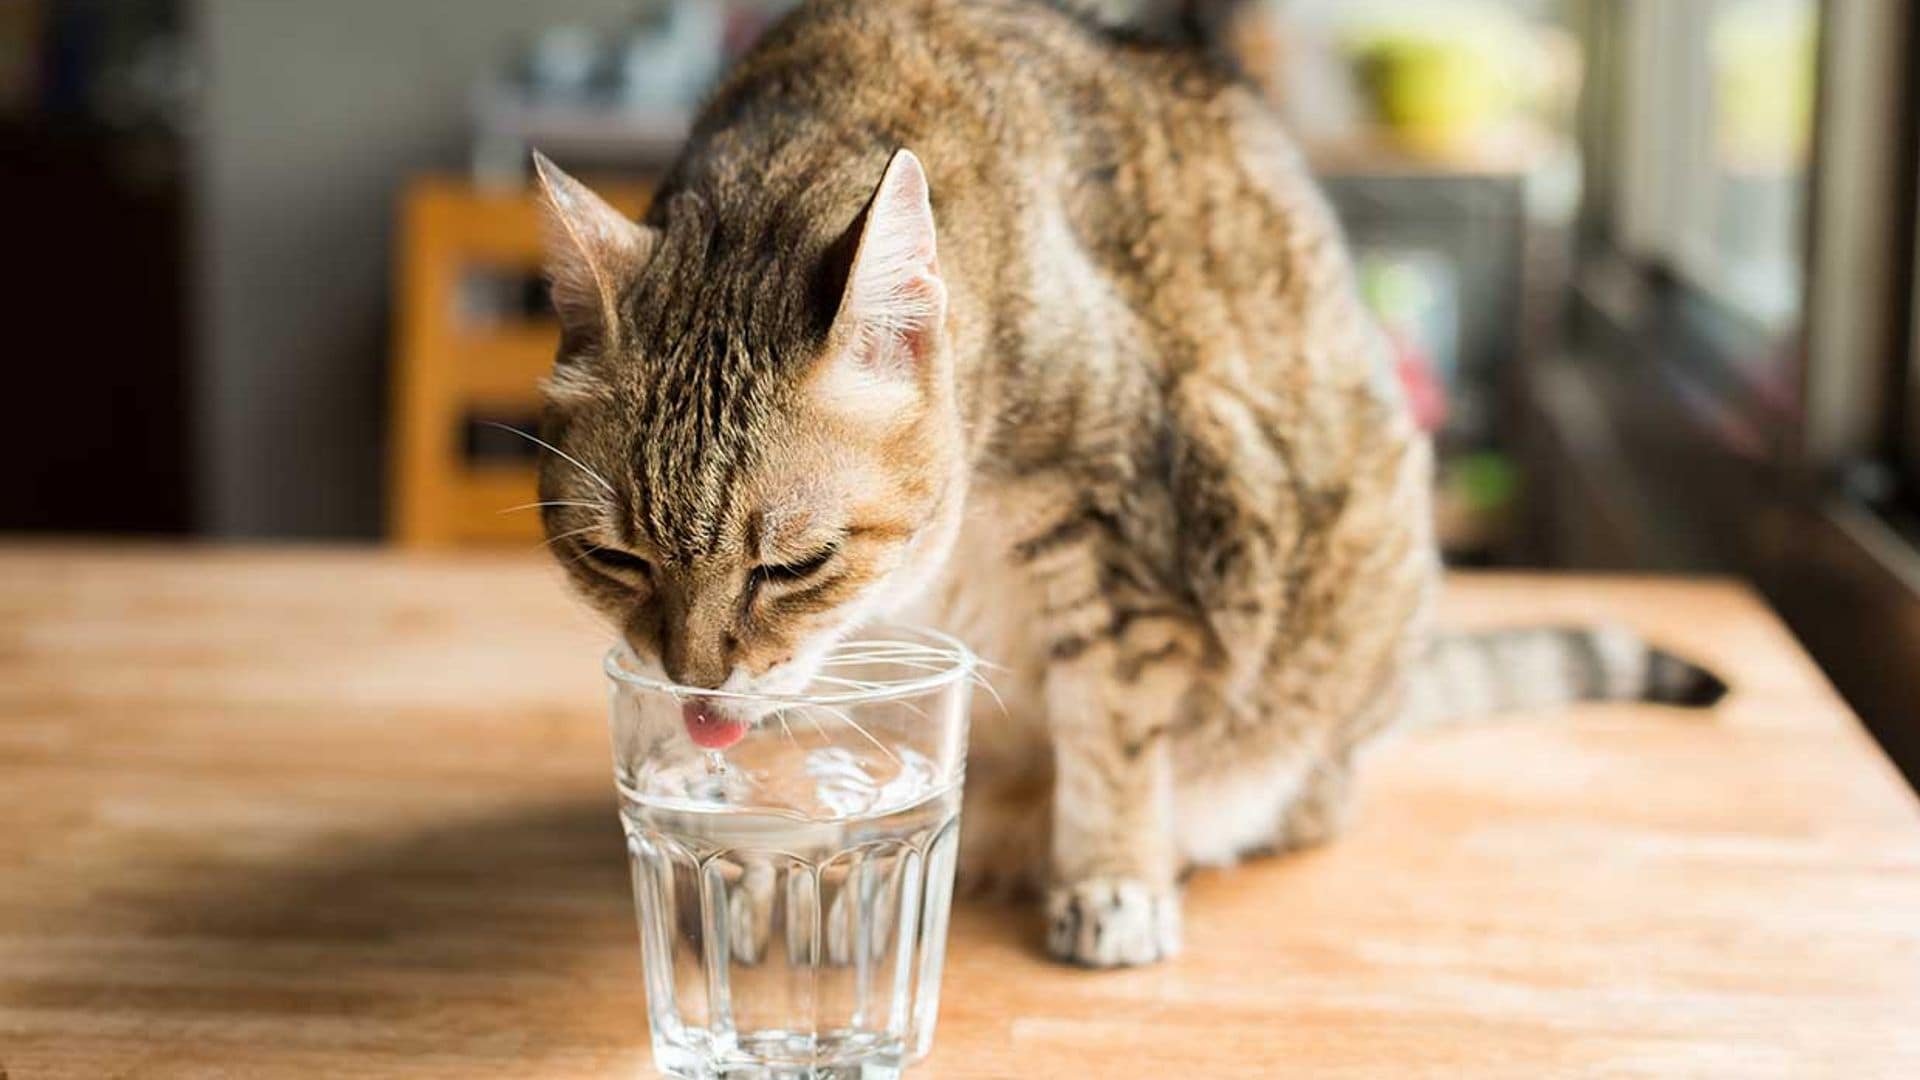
[532,0,1724,967]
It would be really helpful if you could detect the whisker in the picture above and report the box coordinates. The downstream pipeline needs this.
[811,704,901,765]
[823,648,960,665]
[498,499,607,516]
[481,421,616,495]
[831,640,1001,671]
[540,524,603,551]
[970,671,1011,720]
[808,674,929,711]
[565,543,611,568]
[838,640,960,654]
[823,650,1008,720]
[807,674,898,689]
[824,648,950,660]
[821,643,997,724]
[817,645,952,672]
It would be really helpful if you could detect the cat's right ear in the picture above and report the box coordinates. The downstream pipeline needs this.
[532,151,656,350]
[812,149,949,420]
[827,149,947,380]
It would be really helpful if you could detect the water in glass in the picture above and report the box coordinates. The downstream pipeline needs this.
[607,631,972,1080]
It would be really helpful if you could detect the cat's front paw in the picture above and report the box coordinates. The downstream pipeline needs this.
[1045,877,1181,968]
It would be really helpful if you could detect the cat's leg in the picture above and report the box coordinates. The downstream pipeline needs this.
[953,656,1053,900]
[1273,688,1400,855]
[1052,664,1182,957]
[956,770,1050,900]
[1273,751,1354,853]
[1004,492,1206,966]
[1043,627,1195,966]
[727,861,778,965]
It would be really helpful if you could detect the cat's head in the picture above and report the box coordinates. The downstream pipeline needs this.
[530,149,966,723]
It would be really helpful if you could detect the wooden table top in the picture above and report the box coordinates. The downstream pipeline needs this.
[4,545,1919,1078]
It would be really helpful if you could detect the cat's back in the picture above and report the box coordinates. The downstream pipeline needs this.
[728,0,1360,363]
[692,0,1388,480]
[711,3,1343,315]
[696,0,1186,174]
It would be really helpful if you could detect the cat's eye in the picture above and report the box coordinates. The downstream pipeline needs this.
[755,546,837,584]
[584,546,652,578]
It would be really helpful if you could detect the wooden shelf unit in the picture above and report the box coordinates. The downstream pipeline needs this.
[388,176,650,547]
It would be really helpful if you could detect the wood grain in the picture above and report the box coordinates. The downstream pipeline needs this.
[3,546,1918,1078]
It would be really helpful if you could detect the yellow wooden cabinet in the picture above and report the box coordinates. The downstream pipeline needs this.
[388,176,650,547]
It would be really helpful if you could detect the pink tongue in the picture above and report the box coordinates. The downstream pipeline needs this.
[682,702,747,750]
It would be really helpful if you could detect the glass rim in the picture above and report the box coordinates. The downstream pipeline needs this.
[603,624,978,707]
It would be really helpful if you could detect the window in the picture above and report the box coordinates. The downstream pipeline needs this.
[1611,0,1819,337]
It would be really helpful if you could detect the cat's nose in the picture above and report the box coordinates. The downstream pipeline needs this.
[663,660,724,689]
[660,632,729,689]
[656,586,739,688]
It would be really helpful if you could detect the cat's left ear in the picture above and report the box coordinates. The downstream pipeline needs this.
[827,148,948,385]
[532,151,656,349]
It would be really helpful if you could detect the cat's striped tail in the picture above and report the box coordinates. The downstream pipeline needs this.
[1403,625,1728,728]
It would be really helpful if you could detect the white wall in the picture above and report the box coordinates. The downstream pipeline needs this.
[193,0,637,537]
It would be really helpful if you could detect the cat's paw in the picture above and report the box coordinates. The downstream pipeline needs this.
[1045,877,1181,968]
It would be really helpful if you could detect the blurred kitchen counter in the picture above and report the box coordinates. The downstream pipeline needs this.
[3,545,1918,1077]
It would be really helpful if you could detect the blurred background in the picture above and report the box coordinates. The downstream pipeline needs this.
[3,0,1915,774]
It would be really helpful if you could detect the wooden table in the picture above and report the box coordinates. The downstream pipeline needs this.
[4,547,1919,1078]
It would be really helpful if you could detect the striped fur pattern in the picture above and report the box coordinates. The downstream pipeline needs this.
[1407,625,1728,726]
[532,0,1725,968]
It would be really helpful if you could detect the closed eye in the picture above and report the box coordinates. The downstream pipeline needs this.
[755,546,837,585]
[584,545,652,578]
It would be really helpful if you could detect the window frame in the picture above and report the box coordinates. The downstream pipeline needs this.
[1574,0,1813,457]
[1553,0,1920,780]
[1612,1,1815,334]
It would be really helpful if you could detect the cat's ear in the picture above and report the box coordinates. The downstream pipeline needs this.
[828,148,947,383]
[532,151,656,348]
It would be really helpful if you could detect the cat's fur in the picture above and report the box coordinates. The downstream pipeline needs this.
[533,0,1724,967]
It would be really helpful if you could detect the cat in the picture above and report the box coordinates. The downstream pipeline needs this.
[530,0,1725,968]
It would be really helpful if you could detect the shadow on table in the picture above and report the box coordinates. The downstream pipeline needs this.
[134,797,1041,982]
[142,798,635,964]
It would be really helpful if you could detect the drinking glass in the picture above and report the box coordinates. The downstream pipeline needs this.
[605,627,975,1080]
